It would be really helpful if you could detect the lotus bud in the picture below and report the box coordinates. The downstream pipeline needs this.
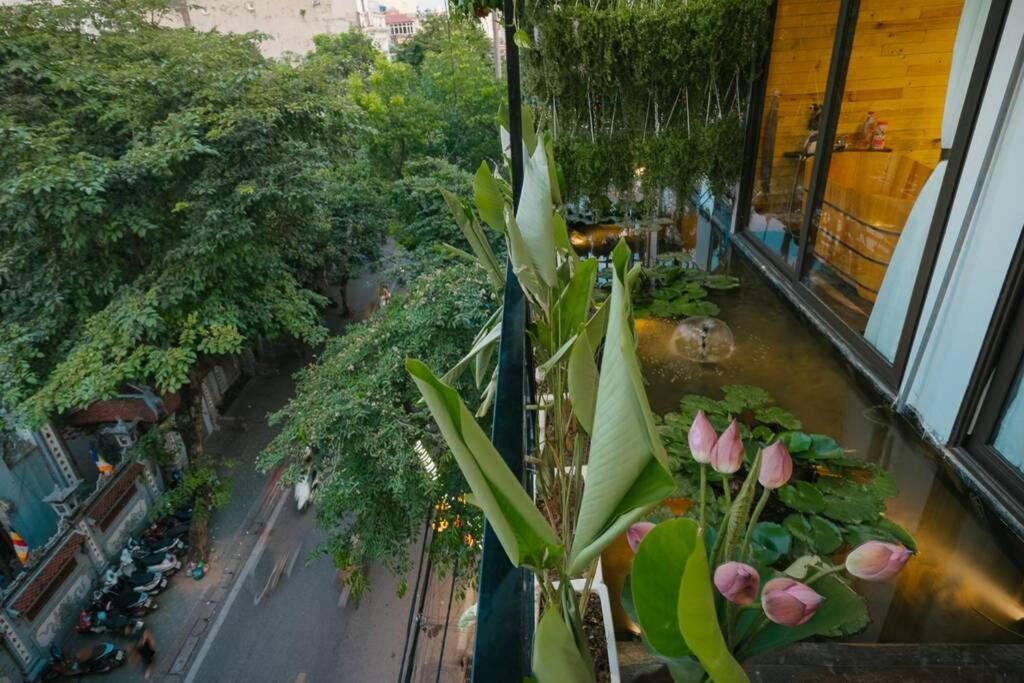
[845,541,913,581]
[761,578,824,626]
[758,442,793,489]
[627,522,655,553]
[713,562,760,605]
[688,410,718,464]
[710,419,744,474]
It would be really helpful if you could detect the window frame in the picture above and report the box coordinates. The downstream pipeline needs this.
[735,0,1011,390]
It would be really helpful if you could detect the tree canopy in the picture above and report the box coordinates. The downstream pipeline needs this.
[0,1,370,420]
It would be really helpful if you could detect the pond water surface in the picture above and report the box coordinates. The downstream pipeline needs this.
[583,216,1024,644]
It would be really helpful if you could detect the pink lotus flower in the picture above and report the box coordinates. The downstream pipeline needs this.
[761,577,824,626]
[688,410,717,464]
[627,522,655,553]
[845,541,913,581]
[713,562,760,605]
[758,442,793,489]
[710,419,744,474]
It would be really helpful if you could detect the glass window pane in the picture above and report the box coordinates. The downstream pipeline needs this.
[802,0,989,357]
[748,1,841,267]
[993,362,1024,469]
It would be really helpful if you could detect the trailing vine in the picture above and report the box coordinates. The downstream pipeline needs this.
[521,0,771,216]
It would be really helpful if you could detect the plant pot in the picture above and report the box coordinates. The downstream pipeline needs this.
[602,497,693,634]
[570,578,620,683]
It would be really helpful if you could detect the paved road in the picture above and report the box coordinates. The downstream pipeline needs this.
[185,493,417,683]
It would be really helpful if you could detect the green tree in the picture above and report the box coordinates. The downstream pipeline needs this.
[259,261,496,594]
[393,13,492,69]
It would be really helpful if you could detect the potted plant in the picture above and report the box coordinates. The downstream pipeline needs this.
[407,125,674,681]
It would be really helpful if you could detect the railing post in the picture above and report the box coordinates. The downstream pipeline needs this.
[471,0,531,679]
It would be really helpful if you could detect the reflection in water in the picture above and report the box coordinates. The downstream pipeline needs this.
[633,242,1024,644]
[668,317,735,363]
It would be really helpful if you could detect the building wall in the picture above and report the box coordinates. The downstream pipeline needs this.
[170,0,359,57]
[901,2,1024,441]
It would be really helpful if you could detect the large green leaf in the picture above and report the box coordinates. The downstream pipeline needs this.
[777,481,825,513]
[631,519,696,657]
[568,330,598,434]
[553,259,597,343]
[740,571,868,658]
[439,188,503,291]
[568,242,674,574]
[504,208,546,305]
[677,523,749,683]
[515,141,557,289]
[473,161,506,234]
[406,360,561,570]
[441,305,502,387]
[532,608,593,683]
[720,449,762,563]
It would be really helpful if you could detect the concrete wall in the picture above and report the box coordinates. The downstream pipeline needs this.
[0,463,162,677]
[170,0,359,57]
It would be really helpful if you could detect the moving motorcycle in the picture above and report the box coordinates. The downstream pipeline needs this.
[121,547,180,575]
[77,609,143,637]
[41,643,126,680]
[103,566,167,595]
[294,466,320,512]
[91,588,157,616]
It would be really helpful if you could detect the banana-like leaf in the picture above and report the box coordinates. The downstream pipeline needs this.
[474,162,506,234]
[543,132,563,207]
[475,367,498,418]
[532,609,593,683]
[441,306,503,387]
[553,213,579,264]
[568,331,598,434]
[553,258,597,343]
[407,360,561,569]
[568,241,675,574]
[515,141,558,289]
[536,334,577,379]
[504,207,547,305]
[584,300,609,351]
[440,188,504,291]
[677,526,749,683]
[498,101,538,156]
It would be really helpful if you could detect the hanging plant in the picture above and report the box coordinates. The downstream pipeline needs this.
[521,0,771,216]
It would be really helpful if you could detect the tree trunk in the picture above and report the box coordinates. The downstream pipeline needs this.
[185,366,210,562]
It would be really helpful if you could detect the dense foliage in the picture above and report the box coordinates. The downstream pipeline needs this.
[521,0,772,214]
[259,262,496,594]
[0,0,369,421]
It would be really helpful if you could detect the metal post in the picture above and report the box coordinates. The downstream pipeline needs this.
[471,0,528,680]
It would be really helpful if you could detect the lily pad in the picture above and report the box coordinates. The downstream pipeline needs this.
[752,425,775,443]
[778,431,813,453]
[751,522,792,564]
[754,406,802,430]
[721,384,773,411]
[821,492,884,524]
[810,434,845,459]
[672,300,720,317]
[844,517,917,552]
[777,481,825,513]
[784,514,843,554]
[701,274,741,290]
[865,463,899,499]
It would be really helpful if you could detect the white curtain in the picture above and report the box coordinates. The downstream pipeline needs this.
[864,0,991,361]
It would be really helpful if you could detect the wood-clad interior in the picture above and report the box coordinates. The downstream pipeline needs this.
[751,0,963,314]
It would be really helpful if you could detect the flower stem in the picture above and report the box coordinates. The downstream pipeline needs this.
[806,564,844,585]
[740,487,771,561]
[699,464,707,530]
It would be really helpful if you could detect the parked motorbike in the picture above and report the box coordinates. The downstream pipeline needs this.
[77,609,143,636]
[41,643,126,680]
[142,520,191,543]
[128,534,185,557]
[103,566,168,595]
[92,588,157,616]
[121,547,180,575]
